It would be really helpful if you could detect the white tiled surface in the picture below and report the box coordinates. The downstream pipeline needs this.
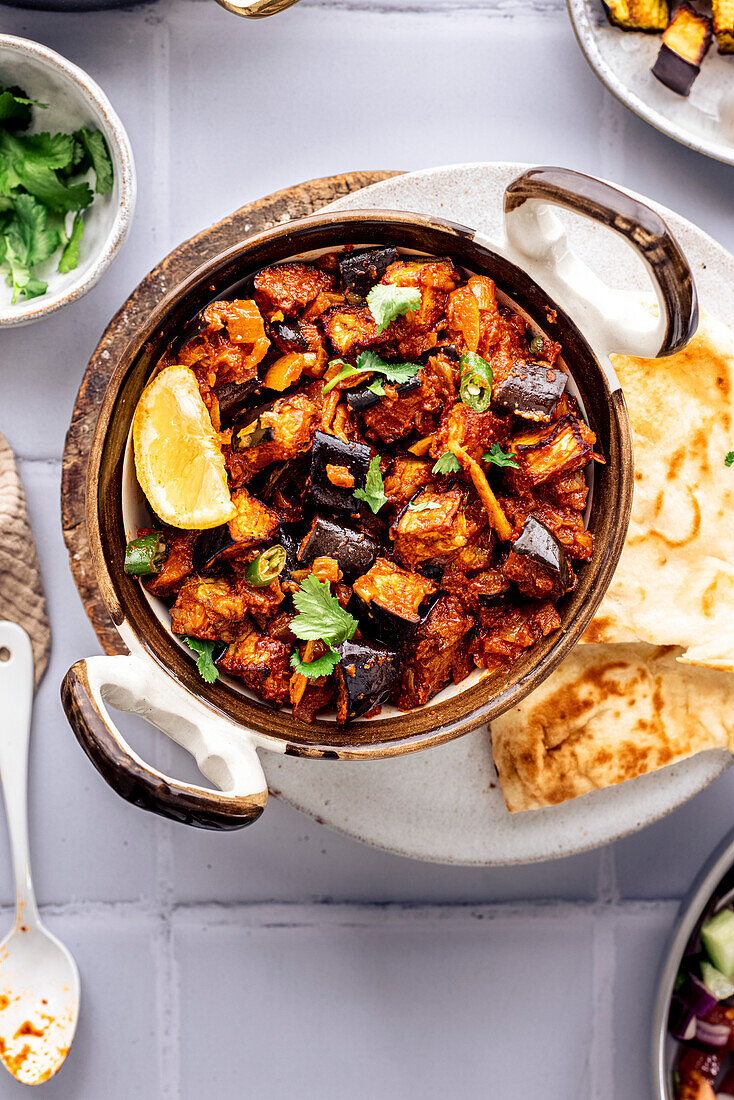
[0,0,733,1094]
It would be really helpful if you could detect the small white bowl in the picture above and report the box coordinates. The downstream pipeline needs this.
[0,35,136,327]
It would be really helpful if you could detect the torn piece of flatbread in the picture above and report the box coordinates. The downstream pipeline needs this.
[491,643,734,813]
[582,311,734,671]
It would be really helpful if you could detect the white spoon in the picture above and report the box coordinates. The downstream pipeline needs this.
[0,621,79,1085]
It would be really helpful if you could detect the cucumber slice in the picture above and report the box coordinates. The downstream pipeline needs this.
[702,909,734,979]
[701,960,734,1000]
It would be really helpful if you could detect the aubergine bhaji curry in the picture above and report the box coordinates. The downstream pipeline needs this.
[126,248,603,725]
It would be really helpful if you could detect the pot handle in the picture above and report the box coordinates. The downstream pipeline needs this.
[212,0,301,17]
[502,166,698,360]
[61,654,268,830]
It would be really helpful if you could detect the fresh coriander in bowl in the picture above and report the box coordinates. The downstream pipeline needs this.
[0,35,135,327]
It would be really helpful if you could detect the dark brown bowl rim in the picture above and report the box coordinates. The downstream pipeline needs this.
[86,207,633,759]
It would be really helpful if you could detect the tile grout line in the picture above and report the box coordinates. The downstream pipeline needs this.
[21,895,681,923]
[589,846,619,1100]
[597,86,628,186]
[146,17,181,1100]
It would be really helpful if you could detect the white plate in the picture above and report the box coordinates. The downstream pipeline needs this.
[262,161,734,866]
[567,0,734,168]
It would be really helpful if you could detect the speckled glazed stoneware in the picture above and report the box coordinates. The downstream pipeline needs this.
[0,36,136,327]
[61,166,697,831]
[567,0,734,168]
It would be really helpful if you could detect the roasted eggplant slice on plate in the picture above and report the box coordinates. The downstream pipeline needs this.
[603,0,668,31]
[652,3,712,95]
[713,0,734,52]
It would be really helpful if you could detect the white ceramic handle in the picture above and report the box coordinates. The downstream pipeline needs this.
[500,166,698,362]
[61,653,269,830]
[0,622,39,924]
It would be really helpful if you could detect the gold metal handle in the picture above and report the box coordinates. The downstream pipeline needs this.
[213,0,302,17]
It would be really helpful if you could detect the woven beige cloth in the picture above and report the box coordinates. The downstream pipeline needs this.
[0,433,49,686]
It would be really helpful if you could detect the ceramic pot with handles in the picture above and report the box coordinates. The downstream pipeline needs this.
[61,166,698,831]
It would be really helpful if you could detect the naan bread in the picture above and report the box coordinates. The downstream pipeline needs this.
[582,311,734,670]
[491,643,734,812]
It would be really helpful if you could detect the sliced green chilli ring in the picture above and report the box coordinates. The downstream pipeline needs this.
[245,545,287,587]
[124,532,168,576]
[459,352,493,413]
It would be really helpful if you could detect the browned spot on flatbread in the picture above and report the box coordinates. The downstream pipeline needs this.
[540,661,632,750]
[580,616,615,644]
[666,447,686,481]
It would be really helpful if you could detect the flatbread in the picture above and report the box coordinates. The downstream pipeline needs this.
[491,643,734,813]
[582,311,734,671]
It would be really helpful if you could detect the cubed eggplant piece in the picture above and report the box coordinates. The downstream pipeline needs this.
[231,422,274,452]
[194,490,280,571]
[298,515,380,580]
[475,571,513,607]
[652,4,712,95]
[279,525,303,582]
[603,0,668,31]
[513,414,596,486]
[713,0,734,52]
[492,360,567,422]
[309,431,373,514]
[335,638,400,724]
[346,375,421,414]
[213,378,262,427]
[510,516,570,598]
[350,558,438,647]
[230,398,278,452]
[337,247,399,298]
[421,343,460,363]
[267,318,310,352]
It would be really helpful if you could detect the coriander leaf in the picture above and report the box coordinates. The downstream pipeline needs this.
[366,284,421,333]
[366,378,385,397]
[356,349,420,384]
[13,159,93,213]
[58,211,84,273]
[0,129,75,170]
[322,351,420,395]
[181,636,220,684]
[353,455,388,515]
[483,443,520,470]
[6,192,59,268]
[290,647,341,679]
[75,127,113,194]
[0,87,45,131]
[432,451,461,475]
[322,359,360,394]
[4,241,47,303]
[726,452,734,468]
[58,135,87,179]
[0,163,21,195]
[407,499,441,513]
[291,574,358,646]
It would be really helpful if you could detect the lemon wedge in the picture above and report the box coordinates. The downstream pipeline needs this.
[133,365,235,530]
